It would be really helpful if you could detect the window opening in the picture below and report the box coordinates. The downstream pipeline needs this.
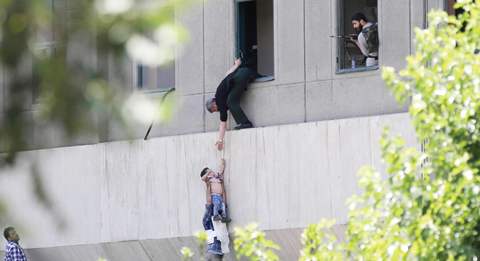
[337,0,378,73]
[446,0,475,16]
[446,0,456,16]
[33,0,66,101]
[137,57,175,91]
[446,0,475,32]
[236,0,274,82]
[137,8,176,92]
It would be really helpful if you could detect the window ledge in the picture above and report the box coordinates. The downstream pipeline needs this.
[138,87,175,94]
[137,87,175,100]
[253,76,274,83]
[336,65,379,75]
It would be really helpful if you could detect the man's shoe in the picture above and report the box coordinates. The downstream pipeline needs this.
[234,121,253,130]
[221,216,231,223]
[213,215,222,221]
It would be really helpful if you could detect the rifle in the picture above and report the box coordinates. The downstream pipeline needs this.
[330,34,358,40]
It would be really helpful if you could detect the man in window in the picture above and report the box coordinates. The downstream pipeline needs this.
[349,13,379,67]
[205,58,258,151]
[3,227,28,261]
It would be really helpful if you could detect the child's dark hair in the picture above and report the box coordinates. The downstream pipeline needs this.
[200,167,209,177]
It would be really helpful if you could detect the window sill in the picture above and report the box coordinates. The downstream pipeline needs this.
[138,87,175,94]
[336,65,379,75]
[253,76,274,83]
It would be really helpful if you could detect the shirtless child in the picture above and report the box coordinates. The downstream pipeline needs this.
[201,159,231,223]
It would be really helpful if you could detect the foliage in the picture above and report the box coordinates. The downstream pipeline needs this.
[234,223,280,261]
[378,0,480,259]
[234,1,480,260]
[196,230,208,261]
[181,247,193,261]
[180,230,207,261]
[299,219,344,261]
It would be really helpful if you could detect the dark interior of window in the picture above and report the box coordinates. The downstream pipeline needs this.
[446,0,476,16]
[447,0,476,32]
[236,0,274,82]
[338,0,378,72]
[447,0,456,16]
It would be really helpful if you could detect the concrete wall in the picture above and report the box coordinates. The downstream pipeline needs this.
[0,113,418,257]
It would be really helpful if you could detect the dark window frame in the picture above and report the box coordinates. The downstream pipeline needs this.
[446,0,456,16]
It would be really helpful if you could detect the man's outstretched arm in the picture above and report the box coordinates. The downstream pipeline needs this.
[219,159,225,175]
[215,122,227,151]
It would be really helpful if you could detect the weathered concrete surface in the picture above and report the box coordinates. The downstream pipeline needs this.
[0,226,346,261]
[0,113,418,255]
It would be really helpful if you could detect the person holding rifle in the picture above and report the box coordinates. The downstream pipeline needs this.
[349,13,379,66]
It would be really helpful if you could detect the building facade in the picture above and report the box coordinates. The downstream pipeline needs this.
[0,0,452,260]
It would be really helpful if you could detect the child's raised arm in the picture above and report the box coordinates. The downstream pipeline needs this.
[219,159,226,175]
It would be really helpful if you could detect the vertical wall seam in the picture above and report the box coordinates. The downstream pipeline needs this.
[325,123,336,219]
[409,0,412,55]
[424,0,428,29]
[303,0,307,123]
[203,0,206,133]
[275,0,279,83]
[2,64,5,114]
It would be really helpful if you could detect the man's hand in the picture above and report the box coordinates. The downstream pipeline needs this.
[234,58,242,67]
[216,140,224,151]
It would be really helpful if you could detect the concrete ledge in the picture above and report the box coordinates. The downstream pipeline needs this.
[0,226,347,261]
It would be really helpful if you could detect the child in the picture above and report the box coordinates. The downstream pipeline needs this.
[201,159,231,223]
